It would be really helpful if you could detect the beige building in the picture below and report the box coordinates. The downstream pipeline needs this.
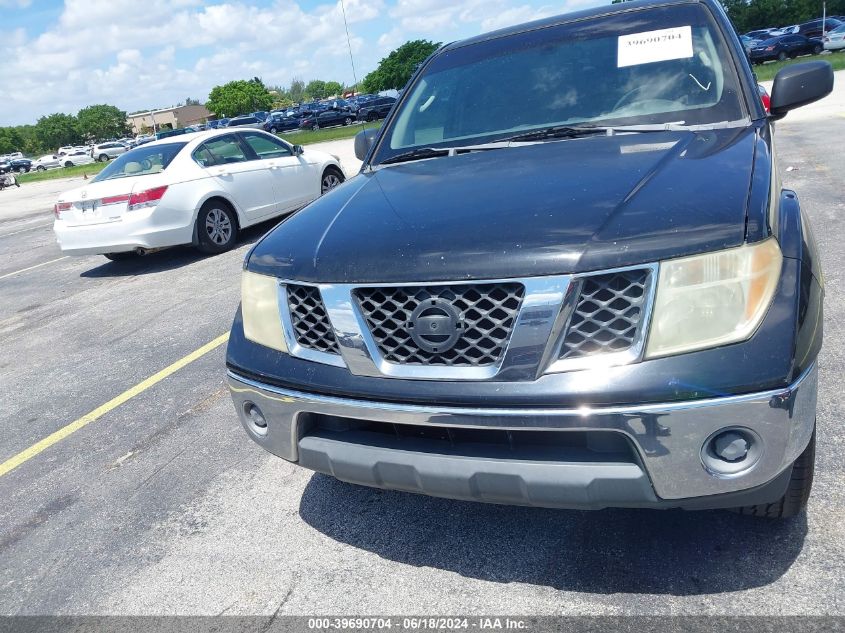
[126,104,213,134]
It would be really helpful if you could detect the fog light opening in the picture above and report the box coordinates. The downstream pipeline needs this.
[701,427,762,477]
[243,402,268,437]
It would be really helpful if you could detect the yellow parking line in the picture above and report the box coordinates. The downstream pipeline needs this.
[0,256,69,281]
[0,332,230,478]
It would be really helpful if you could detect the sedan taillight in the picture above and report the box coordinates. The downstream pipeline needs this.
[54,201,72,219]
[127,186,168,211]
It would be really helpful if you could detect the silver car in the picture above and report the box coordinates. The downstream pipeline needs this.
[91,142,129,162]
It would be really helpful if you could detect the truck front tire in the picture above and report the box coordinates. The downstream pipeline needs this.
[733,427,815,519]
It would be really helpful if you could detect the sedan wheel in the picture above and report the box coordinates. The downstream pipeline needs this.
[312,124,319,131]
[778,51,787,61]
[270,127,277,134]
[344,117,352,126]
[206,208,232,245]
[99,154,109,162]
[813,45,822,55]
[15,167,24,173]
[197,202,239,254]
[321,169,345,194]
[64,161,73,168]
[36,166,46,172]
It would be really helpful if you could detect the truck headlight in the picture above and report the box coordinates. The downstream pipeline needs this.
[646,238,782,358]
[241,271,288,352]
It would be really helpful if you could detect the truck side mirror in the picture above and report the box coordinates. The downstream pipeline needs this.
[354,128,379,161]
[769,60,833,120]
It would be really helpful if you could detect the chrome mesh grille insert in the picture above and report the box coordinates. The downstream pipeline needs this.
[354,283,525,366]
[286,284,340,355]
[558,269,650,360]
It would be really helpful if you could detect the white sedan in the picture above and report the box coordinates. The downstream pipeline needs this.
[823,24,845,51]
[32,154,63,171]
[53,129,346,260]
[61,150,96,167]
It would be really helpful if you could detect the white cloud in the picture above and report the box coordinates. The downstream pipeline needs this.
[0,0,603,125]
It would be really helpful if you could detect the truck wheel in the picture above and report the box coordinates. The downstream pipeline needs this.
[196,200,238,254]
[344,117,352,126]
[321,167,345,194]
[104,252,137,261]
[733,428,815,519]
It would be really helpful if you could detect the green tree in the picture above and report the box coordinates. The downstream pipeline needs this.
[0,128,24,154]
[289,78,306,103]
[360,40,441,93]
[35,113,81,151]
[206,78,273,117]
[76,104,128,141]
[305,79,328,100]
[324,81,343,97]
[184,97,201,106]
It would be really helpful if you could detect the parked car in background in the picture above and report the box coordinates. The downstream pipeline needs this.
[263,113,301,134]
[217,118,231,128]
[300,109,356,130]
[32,154,62,171]
[7,158,33,173]
[758,83,771,112]
[251,111,269,121]
[779,24,800,34]
[740,35,760,53]
[52,129,346,260]
[61,150,96,167]
[823,23,845,50]
[227,115,264,129]
[745,28,782,39]
[798,18,843,38]
[91,142,129,162]
[749,33,823,62]
[356,96,397,121]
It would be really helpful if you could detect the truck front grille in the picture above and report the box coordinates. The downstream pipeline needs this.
[286,284,341,355]
[354,283,525,366]
[558,269,651,361]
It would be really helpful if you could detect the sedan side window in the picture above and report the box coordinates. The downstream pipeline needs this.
[240,132,293,160]
[193,135,247,167]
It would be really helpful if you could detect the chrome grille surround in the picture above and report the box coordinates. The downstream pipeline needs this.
[353,283,525,367]
[273,264,658,380]
[286,284,341,354]
[546,264,658,374]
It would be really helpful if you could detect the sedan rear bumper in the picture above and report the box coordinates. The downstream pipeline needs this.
[53,209,194,255]
[227,362,817,510]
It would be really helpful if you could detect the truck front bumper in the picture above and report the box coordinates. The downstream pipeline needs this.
[227,362,817,510]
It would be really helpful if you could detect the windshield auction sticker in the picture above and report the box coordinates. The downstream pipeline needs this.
[618,26,693,67]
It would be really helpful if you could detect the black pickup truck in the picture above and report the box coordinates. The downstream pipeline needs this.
[227,0,832,518]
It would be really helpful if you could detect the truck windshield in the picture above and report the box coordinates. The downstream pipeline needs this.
[92,142,187,182]
[374,4,747,164]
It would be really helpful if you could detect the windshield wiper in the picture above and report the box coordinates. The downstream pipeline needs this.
[501,125,610,143]
[379,147,450,165]
[379,142,508,166]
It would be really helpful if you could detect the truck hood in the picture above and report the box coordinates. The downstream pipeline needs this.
[248,126,759,282]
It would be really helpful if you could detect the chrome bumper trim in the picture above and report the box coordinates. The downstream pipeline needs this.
[228,361,817,501]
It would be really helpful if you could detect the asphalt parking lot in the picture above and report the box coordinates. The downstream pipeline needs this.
[0,97,843,618]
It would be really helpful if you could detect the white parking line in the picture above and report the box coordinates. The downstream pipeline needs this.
[0,222,52,238]
[0,256,69,281]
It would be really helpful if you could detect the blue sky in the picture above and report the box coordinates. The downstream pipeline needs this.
[0,0,603,126]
